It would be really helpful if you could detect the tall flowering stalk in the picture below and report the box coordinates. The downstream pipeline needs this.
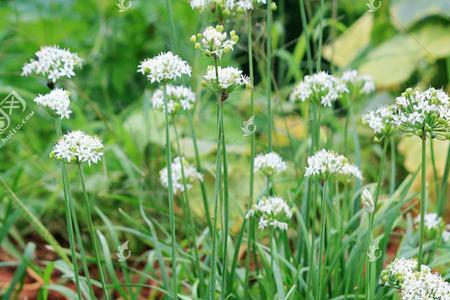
[304,149,362,300]
[192,25,250,298]
[138,51,192,298]
[22,46,89,299]
[393,87,450,268]
[51,131,109,299]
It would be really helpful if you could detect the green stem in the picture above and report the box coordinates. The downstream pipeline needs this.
[173,123,205,297]
[188,113,212,233]
[266,0,273,152]
[244,10,256,297]
[418,135,426,269]
[389,136,396,195]
[165,0,176,50]
[437,144,450,216]
[77,164,110,300]
[364,140,388,300]
[429,138,439,201]
[162,83,178,298]
[316,0,325,72]
[299,0,313,74]
[316,181,327,300]
[54,119,82,300]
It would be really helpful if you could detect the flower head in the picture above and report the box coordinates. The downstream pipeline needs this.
[380,258,421,288]
[393,87,450,140]
[361,188,374,214]
[362,105,396,137]
[138,52,191,83]
[246,196,293,231]
[415,213,444,239]
[254,152,287,176]
[159,157,203,195]
[192,25,238,59]
[290,72,348,107]
[22,45,82,83]
[151,85,196,114]
[34,88,72,119]
[189,0,266,13]
[203,65,251,92]
[401,268,450,300]
[341,69,375,96]
[51,131,104,166]
[305,149,362,181]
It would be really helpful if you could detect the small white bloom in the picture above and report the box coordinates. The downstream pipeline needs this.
[415,213,443,231]
[246,196,293,231]
[401,269,450,300]
[290,72,348,107]
[159,157,203,195]
[138,52,191,83]
[362,105,396,136]
[254,152,287,176]
[34,88,72,119]
[51,131,104,166]
[22,45,82,82]
[380,258,421,288]
[341,69,375,96]
[193,25,238,59]
[361,188,374,213]
[203,65,250,91]
[189,0,266,12]
[151,85,196,114]
[305,149,362,181]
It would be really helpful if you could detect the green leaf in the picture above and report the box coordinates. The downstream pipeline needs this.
[390,0,450,29]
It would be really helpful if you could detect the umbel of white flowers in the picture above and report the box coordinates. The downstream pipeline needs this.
[305,149,362,181]
[138,51,191,83]
[34,88,72,119]
[393,87,450,140]
[290,71,349,107]
[151,85,196,114]
[159,157,203,195]
[246,196,294,231]
[414,213,444,240]
[191,25,238,59]
[254,152,287,176]
[362,105,396,138]
[340,69,375,96]
[22,45,82,83]
[189,0,267,13]
[51,131,104,166]
[380,258,450,300]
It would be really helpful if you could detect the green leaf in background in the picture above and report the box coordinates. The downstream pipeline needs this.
[390,0,450,30]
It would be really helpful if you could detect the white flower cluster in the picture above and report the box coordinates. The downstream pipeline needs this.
[305,149,362,181]
[159,157,203,195]
[191,25,238,59]
[22,46,82,83]
[138,52,191,83]
[341,70,375,96]
[34,88,72,119]
[254,152,287,176]
[151,85,196,114]
[415,213,443,231]
[362,105,396,137]
[380,258,450,300]
[189,0,266,12]
[290,72,349,107]
[203,65,251,91]
[361,188,374,213]
[246,196,293,231]
[51,131,104,166]
[393,87,450,140]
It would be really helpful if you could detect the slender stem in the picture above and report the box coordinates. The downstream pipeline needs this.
[299,0,313,74]
[54,119,82,300]
[173,123,205,297]
[244,10,256,297]
[429,138,439,201]
[418,135,427,269]
[437,145,450,216]
[77,164,110,300]
[389,136,396,195]
[316,181,327,300]
[266,0,273,151]
[209,57,224,299]
[162,83,178,298]
[364,140,388,299]
[165,0,176,51]
[187,113,212,233]
[316,0,325,72]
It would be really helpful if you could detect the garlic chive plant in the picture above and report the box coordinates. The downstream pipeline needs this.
[138,51,192,298]
[393,87,450,269]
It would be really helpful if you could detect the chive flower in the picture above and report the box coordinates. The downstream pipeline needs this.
[246,196,294,231]
[51,131,104,166]
[138,51,191,83]
[34,88,72,119]
[151,85,196,114]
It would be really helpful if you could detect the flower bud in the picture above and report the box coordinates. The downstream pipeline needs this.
[190,35,197,43]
